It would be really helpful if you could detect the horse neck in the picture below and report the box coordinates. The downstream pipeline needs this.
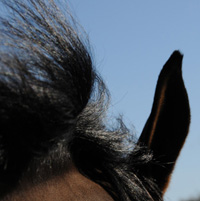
[3,166,113,201]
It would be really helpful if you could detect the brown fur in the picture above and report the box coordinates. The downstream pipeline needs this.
[3,165,113,201]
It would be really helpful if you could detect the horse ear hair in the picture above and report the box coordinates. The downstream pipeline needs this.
[138,51,190,194]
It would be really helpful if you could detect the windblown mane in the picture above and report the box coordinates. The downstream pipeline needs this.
[0,0,162,200]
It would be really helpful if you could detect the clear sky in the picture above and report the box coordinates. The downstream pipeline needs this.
[69,1,200,201]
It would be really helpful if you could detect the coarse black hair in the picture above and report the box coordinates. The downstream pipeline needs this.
[0,0,163,200]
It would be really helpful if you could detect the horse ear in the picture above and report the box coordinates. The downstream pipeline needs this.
[138,51,190,194]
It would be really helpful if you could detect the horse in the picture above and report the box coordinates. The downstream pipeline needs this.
[0,0,190,200]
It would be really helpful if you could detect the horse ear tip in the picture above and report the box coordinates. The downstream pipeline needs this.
[172,50,183,58]
[163,50,183,72]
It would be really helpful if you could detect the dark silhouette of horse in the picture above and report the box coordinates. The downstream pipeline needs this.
[0,0,190,200]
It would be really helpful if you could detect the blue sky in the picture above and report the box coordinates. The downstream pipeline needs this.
[69,1,200,200]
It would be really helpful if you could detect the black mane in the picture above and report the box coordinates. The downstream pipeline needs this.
[0,0,162,200]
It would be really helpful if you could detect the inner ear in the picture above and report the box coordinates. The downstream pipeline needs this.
[138,51,190,193]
